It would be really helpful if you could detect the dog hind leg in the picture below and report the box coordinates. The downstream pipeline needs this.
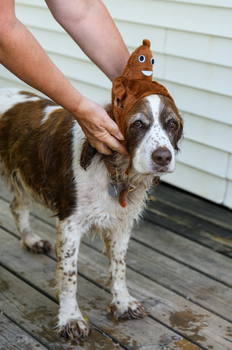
[10,195,51,253]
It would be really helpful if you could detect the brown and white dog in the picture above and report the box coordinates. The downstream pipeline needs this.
[0,87,183,340]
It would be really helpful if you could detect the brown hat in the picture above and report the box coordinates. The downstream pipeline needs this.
[109,39,174,144]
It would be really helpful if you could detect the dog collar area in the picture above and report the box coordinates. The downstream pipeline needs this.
[104,156,134,208]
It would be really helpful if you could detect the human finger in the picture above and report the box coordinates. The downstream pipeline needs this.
[89,139,113,156]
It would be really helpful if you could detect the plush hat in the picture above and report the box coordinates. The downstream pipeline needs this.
[109,39,174,144]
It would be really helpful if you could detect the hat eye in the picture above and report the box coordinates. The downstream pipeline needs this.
[138,55,145,63]
[151,57,155,65]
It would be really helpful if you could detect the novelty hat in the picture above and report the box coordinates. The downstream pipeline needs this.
[109,39,174,143]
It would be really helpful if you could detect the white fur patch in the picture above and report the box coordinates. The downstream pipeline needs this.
[41,105,62,124]
[0,88,40,116]
[71,122,145,237]
[133,94,175,175]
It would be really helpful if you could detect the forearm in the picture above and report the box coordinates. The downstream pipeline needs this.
[0,16,83,114]
[0,0,127,155]
[45,0,129,81]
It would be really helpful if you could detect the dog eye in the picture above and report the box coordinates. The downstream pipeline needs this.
[132,120,143,128]
[138,55,145,63]
[168,120,177,130]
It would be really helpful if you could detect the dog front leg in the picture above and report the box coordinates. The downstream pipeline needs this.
[106,228,149,320]
[55,218,90,340]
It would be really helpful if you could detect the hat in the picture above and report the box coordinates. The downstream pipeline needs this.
[109,39,174,144]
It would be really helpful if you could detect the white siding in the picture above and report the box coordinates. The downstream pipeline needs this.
[0,0,231,207]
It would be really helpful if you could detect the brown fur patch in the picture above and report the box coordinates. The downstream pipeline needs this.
[80,139,98,170]
[159,95,183,151]
[0,96,77,220]
[124,98,154,157]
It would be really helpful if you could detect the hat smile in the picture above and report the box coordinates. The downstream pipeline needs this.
[142,70,153,76]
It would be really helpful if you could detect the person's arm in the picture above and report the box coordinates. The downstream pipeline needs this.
[45,0,129,82]
[0,0,128,155]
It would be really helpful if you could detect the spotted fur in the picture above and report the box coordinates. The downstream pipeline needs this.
[0,88,183,341]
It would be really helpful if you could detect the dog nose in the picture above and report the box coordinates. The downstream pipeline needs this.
[152,147,172,166]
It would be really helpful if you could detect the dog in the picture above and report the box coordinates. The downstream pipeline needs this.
[0,87,183,340]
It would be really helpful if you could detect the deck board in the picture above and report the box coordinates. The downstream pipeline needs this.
[0,179,232,349]
[0,313,48,350]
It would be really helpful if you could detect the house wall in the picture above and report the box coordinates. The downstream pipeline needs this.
[1,0,231,207]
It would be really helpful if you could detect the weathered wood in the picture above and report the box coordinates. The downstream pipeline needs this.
[132,221,232,287]
[1,189,232,289]
[0,230,201,349]
[145,197,232,258]
[84,235,232,324]
[77,243,232,350]
[1,178,232,349]
[0,267,122,350]
[149,183,232,231]
[0,179,11,202]
[2,178,232,256]
[0,313,48,350]
[0,196,231,349]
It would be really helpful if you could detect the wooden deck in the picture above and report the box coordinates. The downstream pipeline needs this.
[0,178,232,350]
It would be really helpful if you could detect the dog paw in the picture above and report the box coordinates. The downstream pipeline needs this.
[57,319,90,340]
[108,299,149,320]
[25,239,52,254]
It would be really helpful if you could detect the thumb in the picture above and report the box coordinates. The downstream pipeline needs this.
[105,116,124,141]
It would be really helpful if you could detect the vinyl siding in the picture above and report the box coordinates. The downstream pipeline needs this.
[0,0,231,207]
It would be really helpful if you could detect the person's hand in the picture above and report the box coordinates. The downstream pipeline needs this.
[73,96,128,155]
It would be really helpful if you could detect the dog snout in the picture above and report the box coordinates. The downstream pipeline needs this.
[152,147,172,166]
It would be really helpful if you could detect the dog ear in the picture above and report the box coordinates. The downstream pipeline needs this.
[80,139,98,170]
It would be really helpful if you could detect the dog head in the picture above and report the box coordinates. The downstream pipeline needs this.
[80,94,183,176]
[124,94,183,176]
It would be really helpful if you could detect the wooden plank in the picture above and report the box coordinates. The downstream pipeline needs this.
[1,177,232,256]
[0,189,231,348]
[78,243,232,350]
[29,195,232,287]
[1,182,232,314]
[0,231,201,349]
[17,208,230,350]
[1,176,232,288]
[0,313,48,350]
[83,236,232,324]
[145,194,232,257]
[132,221,232,286]
[0,267,122,350]
[0,181,12,202]
[149,182,232,231]
[1,181,232,284]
